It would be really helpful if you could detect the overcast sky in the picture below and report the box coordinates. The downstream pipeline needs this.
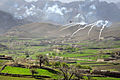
[54,0,120,3]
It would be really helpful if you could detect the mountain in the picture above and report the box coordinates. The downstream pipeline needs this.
[116,2,120,9]
[96,1,120,22]
[1,0,120,24]
[5,22,61,38]
[4,22,120,41]
[1,0,120,40]
[0,10,30,34]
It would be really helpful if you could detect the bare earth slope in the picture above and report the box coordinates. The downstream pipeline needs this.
[4,22,120,41]
[5,22,61,38]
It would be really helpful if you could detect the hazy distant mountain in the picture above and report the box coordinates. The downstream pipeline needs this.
[96,1,120,22]
[0,0,120,37]
[116,2,120,9]
[0,10,30,34]
[1,0,120,24]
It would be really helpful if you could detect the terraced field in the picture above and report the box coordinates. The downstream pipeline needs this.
[0,37,120,80]
[1,66,61,79]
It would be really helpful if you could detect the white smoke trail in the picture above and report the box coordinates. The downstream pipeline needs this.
[59,20,109,40]
[88,20,104,36]
[59,23,76,31]
[88,24,95,36]
[99,20,109,40]
[59,22,86,31]
[71,23,93,37]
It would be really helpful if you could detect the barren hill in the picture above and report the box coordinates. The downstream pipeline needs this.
[4,22,120,41]
[5,22,61,38]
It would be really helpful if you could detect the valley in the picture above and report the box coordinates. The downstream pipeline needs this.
[0,0,120,80]
[0,33,120,80]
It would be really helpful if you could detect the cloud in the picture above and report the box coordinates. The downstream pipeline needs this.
[0,2,3,6]
[46,4,64,15]
[54,0,120,3]
[24,0,38,3]
[53,0,84,3]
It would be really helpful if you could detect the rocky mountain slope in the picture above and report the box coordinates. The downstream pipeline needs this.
[0,10,30,34]
[0,0,120,24]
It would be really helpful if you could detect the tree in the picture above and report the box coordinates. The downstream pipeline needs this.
[25,51,29,58]
[59,63,91,80]
[59,63,75,80]
[36,54,49,68]
[52,61,61,68]
[74,64,92,79]
[30,69,38,77]
[74,67,84,80]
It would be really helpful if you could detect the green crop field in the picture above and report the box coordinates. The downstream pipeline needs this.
[1,66,31,75]
[36,69,61,79]
[0,37,120,80]
[92,77,120,80]
[1,66,61,79]
[0,76,37,80]
[58,53,97,57]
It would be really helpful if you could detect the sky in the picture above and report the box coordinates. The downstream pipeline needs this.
[54,0,120,3]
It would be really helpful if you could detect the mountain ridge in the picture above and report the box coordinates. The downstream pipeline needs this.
[0,10,30,34]
[4,22,120,41]
[1,0,120,24]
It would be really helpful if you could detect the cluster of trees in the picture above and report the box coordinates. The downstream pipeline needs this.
[111,51,120,58]
[59,63,92,80]
[12,54,92,79]
[36,54,49,68]
[34,54,92,80]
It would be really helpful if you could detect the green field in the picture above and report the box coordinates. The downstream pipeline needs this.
[0,37,120,80]
[1,66,61,79]
[0,76,36,80]
[92,77,120,80]
[1,66,31,75]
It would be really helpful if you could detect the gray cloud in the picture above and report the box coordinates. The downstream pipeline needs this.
[54,0,120,3]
